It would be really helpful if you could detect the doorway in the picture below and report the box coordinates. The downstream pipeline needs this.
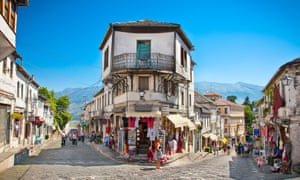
[136,121,149,154]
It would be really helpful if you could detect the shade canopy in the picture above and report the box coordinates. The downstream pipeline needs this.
[167,114,196,130]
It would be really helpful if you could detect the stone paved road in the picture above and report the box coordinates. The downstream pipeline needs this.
[0,140,300,180]
[16,140,120,166]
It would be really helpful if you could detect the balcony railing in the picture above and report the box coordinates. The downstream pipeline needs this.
[112,53,175,71]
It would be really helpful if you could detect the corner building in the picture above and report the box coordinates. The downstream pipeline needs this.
[98,20,196,157]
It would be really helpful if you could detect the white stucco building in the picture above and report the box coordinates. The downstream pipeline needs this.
[90,20,196,156]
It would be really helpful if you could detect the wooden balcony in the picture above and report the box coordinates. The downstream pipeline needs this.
[112,53,175,72]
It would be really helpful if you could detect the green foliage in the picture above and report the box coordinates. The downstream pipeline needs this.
[244,105,255,134]
[38,87,57,111]
[227,95,237,103]
[38,87,72,130]
[243,96,252,110]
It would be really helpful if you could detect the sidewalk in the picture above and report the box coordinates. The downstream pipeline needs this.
[0,134,60,173]
[88,142,210,166]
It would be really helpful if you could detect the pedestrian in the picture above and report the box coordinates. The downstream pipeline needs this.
[61,131,66,146]
[80,130,85,143]
[172,137,177,156]
[227,143,231,155]
[72,132,77,145]
[155,139,163,169]
[223,144,227,154]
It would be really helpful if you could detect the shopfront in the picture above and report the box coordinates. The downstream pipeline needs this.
[116,111,161,158]
[164,114,196,153]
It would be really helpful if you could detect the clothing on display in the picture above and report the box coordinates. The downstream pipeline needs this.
[128,117,136,128]
[122,117,128,127]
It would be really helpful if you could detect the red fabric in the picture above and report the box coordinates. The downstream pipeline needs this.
[272,84,282,118]
[106,127,111,134]
[150,117,155,128]
[147,148,154,161]
[147,117,154,128]
[128,117,136,128]
[261,127,267,137]
[176,137,182,153]
[141,117,147,123]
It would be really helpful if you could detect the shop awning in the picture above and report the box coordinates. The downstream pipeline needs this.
[182,117,196,130]
[202,133,218,140]
[202,133,210,138]
[167,114,196,130]
[210,134,218,141]
[126,111,161,118]
[103,113,113,118]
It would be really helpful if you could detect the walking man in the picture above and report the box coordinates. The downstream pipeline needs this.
[80,130,85,143]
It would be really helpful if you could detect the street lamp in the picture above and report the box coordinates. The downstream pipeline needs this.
[281,74,299,88]
[139,90,145,100]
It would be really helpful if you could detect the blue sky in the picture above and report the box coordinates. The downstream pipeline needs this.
[16,0,300,92]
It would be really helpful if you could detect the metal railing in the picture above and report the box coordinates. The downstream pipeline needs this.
[112,53,175,71]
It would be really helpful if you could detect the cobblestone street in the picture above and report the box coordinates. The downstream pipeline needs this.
[0,138,299,180]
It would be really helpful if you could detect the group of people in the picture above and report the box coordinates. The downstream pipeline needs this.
[235,142,251,156]
[60,129,85,146]
[146,137,178,169]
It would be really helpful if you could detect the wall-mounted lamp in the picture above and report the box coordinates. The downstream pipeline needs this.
[281,75,299,88]
[139,90,145,100]
[166,91,171,101]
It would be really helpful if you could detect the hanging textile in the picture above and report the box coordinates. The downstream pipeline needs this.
[176,136,182,153]
[146,117,155,128]
[106,127,111,134]
[128,117,136,128]
[122,117,128,128]
[135,118,139,128]
[272,84,282,118]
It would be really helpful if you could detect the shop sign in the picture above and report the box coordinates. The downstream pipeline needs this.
[135,104,152,112]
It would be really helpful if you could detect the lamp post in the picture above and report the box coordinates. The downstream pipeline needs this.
[281,74,299,88]
[139,90,145,100]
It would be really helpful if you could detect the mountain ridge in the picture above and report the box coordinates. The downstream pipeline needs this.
[56,81,263,120]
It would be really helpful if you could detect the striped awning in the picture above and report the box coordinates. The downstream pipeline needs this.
[167,114,196,130]
[202,133,218,140]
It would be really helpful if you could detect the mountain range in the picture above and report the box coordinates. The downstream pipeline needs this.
[56,82,263,120]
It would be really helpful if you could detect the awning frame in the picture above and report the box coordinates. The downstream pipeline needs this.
[167,114,196,130]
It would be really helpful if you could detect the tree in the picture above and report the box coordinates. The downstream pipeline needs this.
[55,95,72,130]
[227,95,237,103]
[244,105,255,135]
[38,87,72,130]
[243,96,252,110]
[39,87,56,111]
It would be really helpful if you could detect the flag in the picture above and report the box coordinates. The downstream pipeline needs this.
[272,84,282,118]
